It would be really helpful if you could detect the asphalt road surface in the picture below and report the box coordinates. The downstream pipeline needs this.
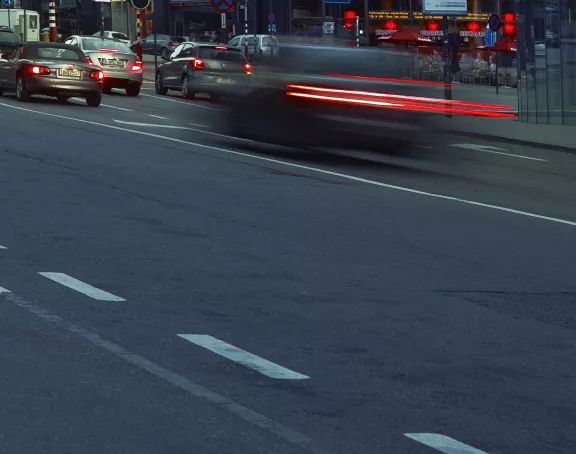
[1,81,575,454]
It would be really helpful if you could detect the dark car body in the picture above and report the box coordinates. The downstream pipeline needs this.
[0,42,103,106]
[155,43,252,100]
[223,44,516,151]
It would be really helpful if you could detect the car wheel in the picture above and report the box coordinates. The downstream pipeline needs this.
[155,71,167,95]
[102,85,112,95]
[56,95,69,103]
[181,76,194,99]
[15,76,30,102]
[86,93,102,107]
[209,93,221,102]
[126,84,140,97]
[160,47,169,60]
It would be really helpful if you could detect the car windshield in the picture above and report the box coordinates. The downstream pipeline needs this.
[0,31,18,45]
[23,45,82,61]
[198,47,245,61]
[111,32,129,40]
[82,39,131,53]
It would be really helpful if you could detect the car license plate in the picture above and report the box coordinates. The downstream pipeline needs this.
[216,77,235,84]
[58,68,81,78]
[102,59,123,66]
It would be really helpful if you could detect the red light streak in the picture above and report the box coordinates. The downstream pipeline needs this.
[286,84,514,110]
[285,92,517,118]
[324,73,455,86]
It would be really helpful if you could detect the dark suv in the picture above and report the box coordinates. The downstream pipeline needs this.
[0,26,19,57]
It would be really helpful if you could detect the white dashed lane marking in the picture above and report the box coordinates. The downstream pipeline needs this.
[38,272,125,301]
[178,334,310,380]
[0,244,6,249]
[0,287,11,294]
[149,114,168,119]
[405,433,489,454]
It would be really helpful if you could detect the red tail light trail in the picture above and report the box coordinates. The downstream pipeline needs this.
[193,59,205,70]
[90,70,104,80]
[30,65,51,75]
[98,48,120,53]
[85,56,94,65]
[130,60,143,72]
[244,63,252,75]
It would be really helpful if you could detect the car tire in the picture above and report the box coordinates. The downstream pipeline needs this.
[15,76,30,102]
[56,95,69,103]
[181,76,194,99]
[155,71,168,95]
[209,93,221,102]
[102,85,112,95]
[160,47,169,60]
[86,93,102,107]
[126,84,140,97]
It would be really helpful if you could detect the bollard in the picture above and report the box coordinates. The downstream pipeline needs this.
[43,31,50,42]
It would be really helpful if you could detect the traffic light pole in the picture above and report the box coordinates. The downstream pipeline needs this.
[136,9,143,60]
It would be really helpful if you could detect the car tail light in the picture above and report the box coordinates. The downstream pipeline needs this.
[244,63,252,75]
[90,70,104,80]
[98,48,120,53]
[130,60,143,72]
[193,59,204,70]
[30,65,51,75]
[215,46,228,50]
[85,56,93,65]
[168,41,176,47]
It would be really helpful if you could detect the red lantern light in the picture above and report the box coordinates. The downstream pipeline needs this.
[427,21,440,31]
[503,23,516,35]
[502,13,516,22]
[384,20,397,31]
[467,22,480,32]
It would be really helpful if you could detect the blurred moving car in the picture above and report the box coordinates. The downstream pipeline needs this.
[155,43,252,101]
[227,34,280,57]
[64,36,142,96]
[0,42,103,106]
[93,31,131,45]
[130,33,186,60]
[223,44,517,151]
[0,26,19,57]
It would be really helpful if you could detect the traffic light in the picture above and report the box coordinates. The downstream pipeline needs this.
[343,10,356,30]
[502,13,516,37]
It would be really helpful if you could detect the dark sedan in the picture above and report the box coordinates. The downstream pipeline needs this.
[0,42,103,107]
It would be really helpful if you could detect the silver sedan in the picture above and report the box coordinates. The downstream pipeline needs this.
[64,36,143,96]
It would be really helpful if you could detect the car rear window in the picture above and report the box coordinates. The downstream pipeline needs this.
[0,30,18,45]
[198,47,245,61]
[262,37,279,47]
[82,38,131,53]
[111,32,129,40]
[24,45,82,61]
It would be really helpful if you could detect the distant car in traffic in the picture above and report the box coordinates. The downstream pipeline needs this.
[92,30,131,45]
[0,26,19,57]
[64,36,142,96]
[0,42,103,106]
[130,33,186,60]
[227,34,280,57]
[155,43,252,101]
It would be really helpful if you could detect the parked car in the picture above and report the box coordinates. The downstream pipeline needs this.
[0,26,19,57]
[130,33,186,59]
[227,34,279,57]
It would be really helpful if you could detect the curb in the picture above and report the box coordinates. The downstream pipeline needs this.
[438,127,576,153]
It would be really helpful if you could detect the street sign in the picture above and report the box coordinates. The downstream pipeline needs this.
[267,23,276,33]
[1,0,14,7]
[130,0,149,8]
[488,13,501,32]
[423,0,467,15]
[485,28,495,46]
[211,0,234,13]
[221,12,226,28]
[267,12,275,24]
